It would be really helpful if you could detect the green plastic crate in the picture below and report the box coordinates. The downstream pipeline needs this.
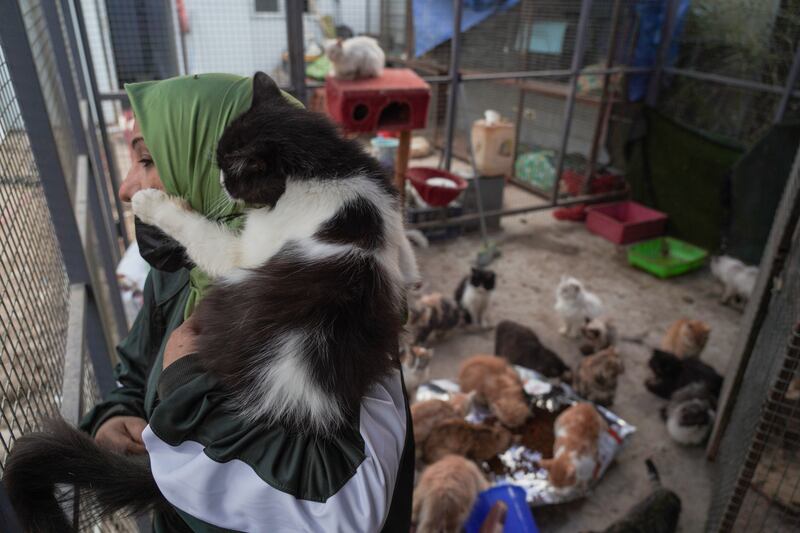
[627,237,708,279]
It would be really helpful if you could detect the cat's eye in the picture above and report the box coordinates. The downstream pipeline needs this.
[138,157,154,169]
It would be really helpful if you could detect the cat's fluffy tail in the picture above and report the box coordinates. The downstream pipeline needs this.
[3,418,165,533]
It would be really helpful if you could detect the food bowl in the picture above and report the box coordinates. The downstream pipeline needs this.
[406,167,468,207]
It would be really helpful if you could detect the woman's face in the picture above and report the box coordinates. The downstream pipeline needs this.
[118,120,164,202]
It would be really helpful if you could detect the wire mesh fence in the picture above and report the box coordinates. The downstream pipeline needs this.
[0,26,70,471]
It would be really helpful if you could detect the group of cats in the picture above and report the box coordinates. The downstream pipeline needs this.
[404,272,731,532]
[554,275,724,447]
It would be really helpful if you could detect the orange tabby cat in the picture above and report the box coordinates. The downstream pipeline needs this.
[423,418,513,463]
[660,319,711,359]
[539,402,608,489]
[413,454,489,533]
[458,355,530,428]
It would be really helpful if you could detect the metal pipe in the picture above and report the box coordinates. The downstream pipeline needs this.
[408,189,626,230]
[550,0,594,206]
[585,0,623,190]
[285,0,307,105]
[42,0,119,259]
[442,0,465,171]
[663,66,800,98]
[646,0,680,106]
[98,66,658,101]
[69,0,130,246]
[44,1,128,336]
[774,45,800,123]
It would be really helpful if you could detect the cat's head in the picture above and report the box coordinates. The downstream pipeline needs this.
[469,267,496,292]
[595,347,625,380]
[686,320,711,348]
[541,456,577,488]
[216,72,297,207]
[582,317,611,342]
[324,38,345,63]
[557,276,583,300]
[649,349,682,379]
[675,399,714,427]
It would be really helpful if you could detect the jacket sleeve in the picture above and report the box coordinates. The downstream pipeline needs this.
[80,273,158,435]
[143,355,408,533]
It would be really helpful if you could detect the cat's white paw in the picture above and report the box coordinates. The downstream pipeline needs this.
[132,188,170,224]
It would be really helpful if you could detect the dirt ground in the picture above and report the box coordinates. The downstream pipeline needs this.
[410,175,741,532]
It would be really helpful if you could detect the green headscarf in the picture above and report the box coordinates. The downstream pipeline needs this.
[125,73,301,317]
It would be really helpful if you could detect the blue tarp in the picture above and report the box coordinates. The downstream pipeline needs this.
[628,0,690,101]
[413,0,520,57]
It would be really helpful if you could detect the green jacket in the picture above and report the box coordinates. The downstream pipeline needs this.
[81,269,414,532]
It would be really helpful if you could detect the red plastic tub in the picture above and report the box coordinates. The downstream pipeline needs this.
[585,201,667,245]
[406,167,468,207]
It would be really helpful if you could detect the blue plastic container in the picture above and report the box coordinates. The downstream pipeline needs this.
[464,485,538,533]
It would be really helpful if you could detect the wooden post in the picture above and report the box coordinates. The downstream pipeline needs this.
[396,130,412,203]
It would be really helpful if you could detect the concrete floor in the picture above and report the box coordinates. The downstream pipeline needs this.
[410,179,742,532]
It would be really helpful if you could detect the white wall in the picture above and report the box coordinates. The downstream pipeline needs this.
[183,0,376,78]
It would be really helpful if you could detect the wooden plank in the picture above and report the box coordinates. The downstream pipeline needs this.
[60,284,87,426]
[707,144,800,459]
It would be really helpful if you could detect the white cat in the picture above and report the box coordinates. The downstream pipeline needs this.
[325,36,385,80]
[555,276,603,338]
[711,255,757,306]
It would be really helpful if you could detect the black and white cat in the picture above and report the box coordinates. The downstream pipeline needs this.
[454,267,496,328]
[132,72,418,434]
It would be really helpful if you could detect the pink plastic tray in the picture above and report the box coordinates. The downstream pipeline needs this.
[585,201,667,245]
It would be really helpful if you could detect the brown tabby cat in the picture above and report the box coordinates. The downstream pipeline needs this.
[411,396,472,456]
[660,319,711,359]
[423,419,513,464]
[458,355,530,428]
[573,347,625,407]
[412,454,489,533]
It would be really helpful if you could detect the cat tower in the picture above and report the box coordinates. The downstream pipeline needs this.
[325,68,431,198]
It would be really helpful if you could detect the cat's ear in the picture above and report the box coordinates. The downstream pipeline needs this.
[252,72,283,108]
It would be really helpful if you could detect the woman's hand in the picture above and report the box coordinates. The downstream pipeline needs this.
[95,416,147,455]
[163,317,199,369]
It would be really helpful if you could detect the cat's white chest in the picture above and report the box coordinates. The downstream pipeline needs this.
[463,284,488,313]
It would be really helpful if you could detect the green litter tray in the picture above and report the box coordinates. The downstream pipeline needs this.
[627,237,708,279]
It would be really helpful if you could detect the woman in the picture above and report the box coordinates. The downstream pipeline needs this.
[79,73,414,532]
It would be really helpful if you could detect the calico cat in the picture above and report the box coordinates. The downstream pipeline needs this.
[573,347,624,407]
[594,460,681,533]
[539,402,608,490]
[494,320,571,381]
[454,267,496,328]
[325,36,385,80]
[660,382,716,446]
[412,454,489,533]
[458,355,530,428]
[422,419,513,464]
[400,345,433,398]
[130,72,418,433]
[407,292,466,345]
[555,276,603,338]
[660,319,711,359]
[646,349,723,400]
